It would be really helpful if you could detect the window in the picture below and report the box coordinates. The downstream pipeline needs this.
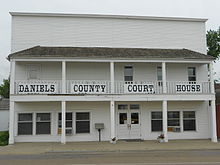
[151,112,162,132]
[27,64,40,80]
[119,113,127,124]
[118,104,128,110]
[168,111,180,132]
[157,66,163,86]
[76,112,90,133]
[124,66,133,82]
[36,113,51,134]
[131,113,139,124]
[130,104,140,110]
[18,113,33,135]
[188,67,196,81]
[183,111,196,131]
[58,113,73,135]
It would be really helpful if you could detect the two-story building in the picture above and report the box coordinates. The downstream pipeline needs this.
[8,12,217,144]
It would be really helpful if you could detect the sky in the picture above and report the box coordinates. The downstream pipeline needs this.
[0,0,220,83]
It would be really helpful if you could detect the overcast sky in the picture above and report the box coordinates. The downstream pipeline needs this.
[0,0,220,83]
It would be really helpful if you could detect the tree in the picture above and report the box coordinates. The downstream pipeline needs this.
[206,27,220,59]
[0,79,10,98]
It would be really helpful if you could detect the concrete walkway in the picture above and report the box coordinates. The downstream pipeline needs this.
[0,140,220,155]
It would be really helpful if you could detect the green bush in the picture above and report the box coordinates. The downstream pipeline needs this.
[0,131,9,146]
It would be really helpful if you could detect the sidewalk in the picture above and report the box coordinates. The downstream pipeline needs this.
[0,139,220,155]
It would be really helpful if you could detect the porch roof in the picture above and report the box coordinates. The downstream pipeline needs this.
[8,46,215,61]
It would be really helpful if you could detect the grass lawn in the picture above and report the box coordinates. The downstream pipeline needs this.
[0,131,9,146]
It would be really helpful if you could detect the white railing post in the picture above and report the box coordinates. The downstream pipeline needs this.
[62,61,66,94]
[162,100,168,142]
[110,62,115,94]
[162,62,167,93]
[61,101,66,144]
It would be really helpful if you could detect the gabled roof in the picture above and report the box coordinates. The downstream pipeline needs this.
[8,46,215,61]
[0,98,9,111]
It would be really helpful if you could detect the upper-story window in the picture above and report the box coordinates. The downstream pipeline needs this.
[188,67,196,81]
[27,64,40,80]
[124,66,133,82]
[157,66,162,86]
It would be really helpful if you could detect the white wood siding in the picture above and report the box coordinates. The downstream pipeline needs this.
[11,15,207,54]
[14,101,210,142]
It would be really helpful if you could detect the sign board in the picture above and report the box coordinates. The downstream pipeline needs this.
[124,84,155,94]
[17,82,58,94]
[176,83,202,93]
[70,83,107,94]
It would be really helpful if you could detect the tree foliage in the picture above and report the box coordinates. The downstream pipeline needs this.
[206,27,220,59]
[0,79,10,98]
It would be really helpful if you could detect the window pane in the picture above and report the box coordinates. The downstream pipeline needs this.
[151,120,162,131]
[18,114,32,121]
[18,123,33,135]
[36,122,51,134]
[183,111,195,118]
[168,112,179,118]
[36,113,50,121]
[184,120,196,131]
[131,113,139,124]
[188,77,196,81]
[152,112,162,119]
[66,121,72,128]
[66,113,72,120]
[118,104,128,110]
[125,76,133,82]
[157,66,162,81]
[76,121,90,133]
[119,113,127,124]
[130,104,140,110]
[124,66,133,76]
[76,112,89,120]
[188,67,196,81]
[168,120,180,126]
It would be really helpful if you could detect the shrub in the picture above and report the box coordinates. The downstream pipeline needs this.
[0,131,9,146]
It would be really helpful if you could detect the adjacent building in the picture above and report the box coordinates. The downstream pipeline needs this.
[8,12,217,144]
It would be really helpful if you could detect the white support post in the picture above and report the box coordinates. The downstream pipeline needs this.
[110,100,116,143]
[209,62,215,94]
[211,100,217,142]
[62,61,66,94]
[110,62,114,94]
[61,101,66,144]
[162,100,168,142]
[9,101,15,144]
[162,62,167,93]
[10,61,15,95]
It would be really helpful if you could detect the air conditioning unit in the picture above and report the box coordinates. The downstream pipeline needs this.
[66,128,73,135]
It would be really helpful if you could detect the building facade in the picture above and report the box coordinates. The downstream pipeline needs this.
[8,12,217,144]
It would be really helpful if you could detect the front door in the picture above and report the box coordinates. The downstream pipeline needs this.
[117,104,141,139]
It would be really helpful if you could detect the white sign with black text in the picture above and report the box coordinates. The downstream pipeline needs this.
[176,83,202,93]
[70,83,107,94]
[17,82,58,94]
[124,84,155,94]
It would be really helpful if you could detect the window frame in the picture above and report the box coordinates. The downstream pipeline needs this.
[124,65,133,82]
[75,112,90,134]
[151,111,163,132]
[17,113,33,135]
[187,67,196,82]
[58,112,73,135]
[26,64,41,80]
[183,111,196,131]
[167,111,180,132]
[36,113,51,135]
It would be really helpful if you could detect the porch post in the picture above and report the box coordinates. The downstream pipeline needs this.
[61,101,66,144]
[9,60,15,144]
[211,100,217,142]
[110,62,114,93]
[162,62,167,93]
[9,101,15,144]
[209,62,215,94]
[62,61,66,94]
[110,100,116,143]
[162,100,168,142]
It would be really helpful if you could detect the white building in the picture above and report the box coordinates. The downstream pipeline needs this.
[8,12,217,144]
